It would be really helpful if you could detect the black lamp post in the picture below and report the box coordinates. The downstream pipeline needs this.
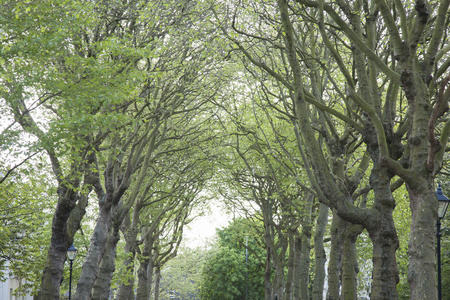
[67,244,78,300]
[436,184,449,300]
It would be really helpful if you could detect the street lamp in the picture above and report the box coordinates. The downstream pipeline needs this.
[67,244,78,300]
[436,184,449,300]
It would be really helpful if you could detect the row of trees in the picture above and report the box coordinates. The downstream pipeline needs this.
[1,1,223,299]
[1,0,450,299]
[209,0,450,298]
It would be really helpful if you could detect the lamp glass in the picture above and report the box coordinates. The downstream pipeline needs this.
[437,185,450,219]
[67,244,78,261]
[438,201,450,219]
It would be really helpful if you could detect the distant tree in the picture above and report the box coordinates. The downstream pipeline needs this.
[159,247,206,300]
[200,218,265,300]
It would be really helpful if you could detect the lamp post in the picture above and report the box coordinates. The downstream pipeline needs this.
[67,244,78,300]
[436,184,449,300]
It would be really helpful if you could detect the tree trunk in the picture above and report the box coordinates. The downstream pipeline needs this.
[91,227,120,300]
[326,212,340,300]
[35,184,89,300]
[399,57,440,299]
[264,247,272,300]
[368,220,399,300]
[298,237,311,299]
[291,235,302,300]
[36,197,75,300]
[312,204,328,300]
[91,195,138,300]
[74,156,131,300]
[261,198,287,300]
[407,183,438,300]
[116,213,139,300]
[364,164,399,300]
[285,231,296,300]
[326,213,361,300]
[340,223,362,300]
[266,228,286,300]
[273,259,285,300]
[74,205,113,300]
[153,266,161,300]
[116,243,136,300]
[292,234,301,300]
[147,257,155,300]
[136,234,154,300]
[299,194,313,300]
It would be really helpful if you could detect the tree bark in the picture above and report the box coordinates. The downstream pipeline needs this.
[326,213,362,300]
[285,230,296,300]
[153,265,161,300]
[312,204,328,300]
[375,0,450,297]
[273,266,284,300]
[116,243,137,300]
[116,211,139,300]
[264,247,272,300]
[36,191,78,300]
[34,155,94,300]
[136,233,154,300]
[340,223,362,300]
[364,163,399,300]
[74,200,115,300]
[147,257,155,300]
[76,118,159,300]
[399,62,441,300]
[91,191,142,300]
[264,223,286,300]
[91,227,120,300]
[298,194,313,300]
[326,212,340,300]
[407,183,438,300]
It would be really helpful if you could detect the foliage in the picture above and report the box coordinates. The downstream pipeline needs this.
[0,0,449,299]
[0,158,55,295]
[159,247,206,300]
[200,218,265,300]
[393,185,412,299]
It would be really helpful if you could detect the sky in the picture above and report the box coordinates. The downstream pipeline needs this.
[183,200,231,248]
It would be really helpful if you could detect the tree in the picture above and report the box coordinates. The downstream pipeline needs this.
[200,218,266,300]
[1,1,144,298]
[293,1,450,298]
[2,1,448,299]
[2,1,223,299]
[73,0,226,297]
[211,0,450,298]
[159,246,206,299]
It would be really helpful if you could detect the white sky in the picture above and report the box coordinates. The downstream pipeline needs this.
[184,200,232,248]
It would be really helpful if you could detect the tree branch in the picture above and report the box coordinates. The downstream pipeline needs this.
[0,152,39,184]
[424,0,450,73]
[299,0,401,81]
